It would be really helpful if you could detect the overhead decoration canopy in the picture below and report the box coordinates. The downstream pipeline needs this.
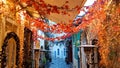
[22,0,109,41]
[20,0,86,24]
[1,0,110,41]
[43,0,86,24]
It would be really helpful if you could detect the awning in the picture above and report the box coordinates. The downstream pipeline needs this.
[25,0,86,24]
[44,0,86,23]
[3,0,86,24]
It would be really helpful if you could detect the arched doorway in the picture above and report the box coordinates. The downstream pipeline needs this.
[1,32,20,68]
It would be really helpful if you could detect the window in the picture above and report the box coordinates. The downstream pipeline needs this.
[64,48,66,56]
[57,49,59,55]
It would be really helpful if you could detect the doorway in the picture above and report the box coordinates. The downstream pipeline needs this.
[23,27,33,68]
[1,32,20,68]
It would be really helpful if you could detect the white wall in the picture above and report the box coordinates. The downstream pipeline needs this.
[37,30,45,49]
[49,42,66,59]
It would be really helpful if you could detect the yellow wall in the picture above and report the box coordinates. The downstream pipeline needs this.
[0,0,30,68]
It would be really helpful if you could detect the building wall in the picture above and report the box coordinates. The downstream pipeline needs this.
[0,0,32,68]
[72,30,82,68]
[37,30,45,49]
[49,41,66,59]
[72,45,79,68]
[0,11,21,68]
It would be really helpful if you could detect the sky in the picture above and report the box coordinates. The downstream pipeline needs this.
[84,0,96,6]
[78,0,96,16]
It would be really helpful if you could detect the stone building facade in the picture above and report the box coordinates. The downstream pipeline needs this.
[0,0,33,68]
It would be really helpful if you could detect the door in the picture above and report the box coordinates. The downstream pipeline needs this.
[23,27,33,68]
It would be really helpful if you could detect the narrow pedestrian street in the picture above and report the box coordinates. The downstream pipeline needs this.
[0,0,120,68]
[48,58,72,68]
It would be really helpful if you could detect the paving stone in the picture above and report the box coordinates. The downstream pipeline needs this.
[48,58,72,68]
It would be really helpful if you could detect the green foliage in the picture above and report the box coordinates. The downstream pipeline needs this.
[42,57,47,64]
[75,40,80,46]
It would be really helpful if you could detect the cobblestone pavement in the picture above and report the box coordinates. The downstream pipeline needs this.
[47,57,72,68]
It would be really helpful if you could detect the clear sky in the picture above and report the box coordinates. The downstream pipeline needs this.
[84,0,96,6]
[78,0,96,16]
